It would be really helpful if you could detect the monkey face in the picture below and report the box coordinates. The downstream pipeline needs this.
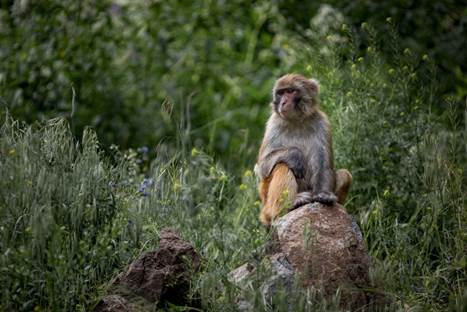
[272,74,320,120]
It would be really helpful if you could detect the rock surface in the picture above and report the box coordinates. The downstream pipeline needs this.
[95,228,200,311]
[274,202,370,308]
[229,202,371,310]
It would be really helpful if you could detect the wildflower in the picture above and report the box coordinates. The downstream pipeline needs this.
[173,182,181,193]
[210,166,216,176]
[137,146,149,154]
[422,54,429,61]
[306,65,312,72]
[191,148,200,157]
[139,178,154,196]
[243,170,253,177]
[388,68,395,75]
[219,174,228,182]
[239,184,247,191]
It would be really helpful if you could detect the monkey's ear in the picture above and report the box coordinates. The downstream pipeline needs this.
[309,78,320,94]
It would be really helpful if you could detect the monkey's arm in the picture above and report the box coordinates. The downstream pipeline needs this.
[309,136,337,205]
[256,147,305,180]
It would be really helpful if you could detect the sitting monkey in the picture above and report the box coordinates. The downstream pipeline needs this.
[255,74,352,226]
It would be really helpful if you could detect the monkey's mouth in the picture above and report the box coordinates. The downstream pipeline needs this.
[278,94,295,117]
[278,103,293,118]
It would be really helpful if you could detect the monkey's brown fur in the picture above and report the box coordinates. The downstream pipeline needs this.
[255,74,352,226]
[259,165,352,225]
[258,163,298,225]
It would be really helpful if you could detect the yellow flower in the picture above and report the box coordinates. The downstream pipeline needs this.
[239,184,247,191]
[219,174,227,182]
[191,148,200,157]
[173,182,181,193]
[243,170,253,177]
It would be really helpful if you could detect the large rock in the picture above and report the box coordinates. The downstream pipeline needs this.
[273,202,370,308]
[229,202,372,310]
[95,229,200,311]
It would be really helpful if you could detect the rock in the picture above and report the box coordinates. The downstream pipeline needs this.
[273,202,370,308]
[229,202,372,310]
[94,295,131,312]
[95,228,200,311]
[228,262,256,286]
[260,253,295,305]
[228,253,295,311]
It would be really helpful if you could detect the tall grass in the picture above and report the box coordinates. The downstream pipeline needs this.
[1,109,464,310]
[0,17,465,312]
[0,117,142,310]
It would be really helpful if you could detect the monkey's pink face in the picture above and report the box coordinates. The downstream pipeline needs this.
[272,74,320,120]
[274,87,300,119]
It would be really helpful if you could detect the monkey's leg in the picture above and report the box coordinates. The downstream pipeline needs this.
[258,175,272,205]
[259,163,298,226]
[335,169,352,205]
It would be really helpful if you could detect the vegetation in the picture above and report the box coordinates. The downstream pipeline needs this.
[0,0,465,311]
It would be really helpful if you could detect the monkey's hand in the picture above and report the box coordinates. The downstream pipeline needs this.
[311,191,337,206]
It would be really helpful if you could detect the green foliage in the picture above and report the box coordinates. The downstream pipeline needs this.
[0,1,465,311]
[0,113,465,311]
[0,117,141,310]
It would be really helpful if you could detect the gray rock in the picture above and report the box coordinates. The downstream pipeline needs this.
[95,229,200,311]
[274,203,370,309]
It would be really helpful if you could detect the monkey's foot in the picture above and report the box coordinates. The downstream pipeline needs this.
[291,192,313,211]
[311,191,337,206]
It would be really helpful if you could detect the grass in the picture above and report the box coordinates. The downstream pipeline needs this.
[0,18,465,312]
[0,109,464,311]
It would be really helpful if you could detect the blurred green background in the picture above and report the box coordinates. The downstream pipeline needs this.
[1,0,465,158]
[0,0,465,310]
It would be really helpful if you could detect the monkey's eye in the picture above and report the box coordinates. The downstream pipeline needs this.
[276,88,297,96]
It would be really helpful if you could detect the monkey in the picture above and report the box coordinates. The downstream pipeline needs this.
[254,74,352,226]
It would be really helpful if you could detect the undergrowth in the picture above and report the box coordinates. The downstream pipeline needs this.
[0,13,465,312]
[0,110,464,311]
